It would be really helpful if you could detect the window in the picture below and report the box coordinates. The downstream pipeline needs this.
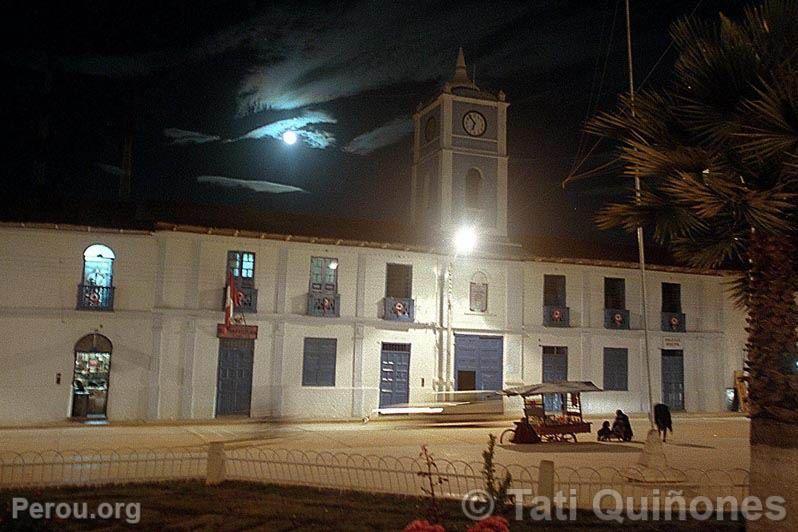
[662,283,682,313]
[302,338,337,386]
[604,277,626,309]
[227,251,255,284]
[469,272,488,312]
[543,275,566,307]
[465,168,482,210]
[310,257,338,292]
[386,263,412,298]
[603,348,629,391]
[78,244,116,310]
[83,244,115,287]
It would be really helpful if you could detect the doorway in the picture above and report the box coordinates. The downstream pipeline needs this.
[542,346,568,411]
[661,349,685,410]
[71,333,113,419]
[454,334,503,391]
[379,343,411,408]
[216,338,255,416]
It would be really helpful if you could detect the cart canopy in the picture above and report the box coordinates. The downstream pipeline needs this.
[503,381,602,397]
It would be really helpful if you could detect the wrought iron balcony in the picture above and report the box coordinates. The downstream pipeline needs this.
[661,312,686,332]
[604,308,630,330]
[221,285,258,313]
[384,297,415,322]
[543,305,570,327]
[76,285,115,311]
[307,292,340,317]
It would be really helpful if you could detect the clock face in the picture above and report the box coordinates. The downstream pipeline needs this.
[424,116,438,142]
[462,111,487,137]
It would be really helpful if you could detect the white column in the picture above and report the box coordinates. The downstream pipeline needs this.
[351,324,366,417]
[180,318,197,418]
[147,313,164,419]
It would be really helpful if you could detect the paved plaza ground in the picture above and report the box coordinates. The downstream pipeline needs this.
[0,414,749,472]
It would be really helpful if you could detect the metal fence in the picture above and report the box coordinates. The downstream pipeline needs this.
[0,447,206,488]
[0,444,748,510]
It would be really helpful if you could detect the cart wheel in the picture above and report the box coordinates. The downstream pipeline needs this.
[563,433,577,443]
[500,428,516,444]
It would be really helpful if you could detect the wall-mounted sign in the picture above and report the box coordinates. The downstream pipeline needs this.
[217,323,258,339]
[662,336,683,350]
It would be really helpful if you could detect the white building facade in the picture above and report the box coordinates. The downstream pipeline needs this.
[0,52,747,425]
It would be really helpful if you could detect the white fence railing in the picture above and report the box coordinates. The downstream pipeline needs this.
[0,444,749,510]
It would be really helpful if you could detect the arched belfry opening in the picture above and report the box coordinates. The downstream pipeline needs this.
[71,333,113,419]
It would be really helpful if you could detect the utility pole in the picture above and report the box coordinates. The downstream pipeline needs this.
[625,0,655,429]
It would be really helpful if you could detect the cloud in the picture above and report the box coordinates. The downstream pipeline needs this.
[95,163,125,176]
[196,175,306,194]
[227,109,336,149]
[236,3,536,114]
[163,128,221,145]
[343,117,412,155]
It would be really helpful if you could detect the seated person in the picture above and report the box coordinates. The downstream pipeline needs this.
[612,409,634,441]
[597,420,613,441]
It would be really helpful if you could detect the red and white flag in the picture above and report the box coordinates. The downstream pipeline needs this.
[224,271,237,327]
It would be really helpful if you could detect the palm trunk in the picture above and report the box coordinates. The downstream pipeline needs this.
[746,232,798,531]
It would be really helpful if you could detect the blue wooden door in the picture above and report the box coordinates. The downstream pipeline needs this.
[216,339,254,416]
[661,350,684,411]
[542,347,568,411]
[379,343,411,408]
[454,335,503,391]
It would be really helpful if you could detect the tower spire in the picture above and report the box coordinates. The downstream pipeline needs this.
[450,47,477,89]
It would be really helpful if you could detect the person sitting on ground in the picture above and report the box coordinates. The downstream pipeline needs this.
[654,403,673,442]
[612,409,633,441]
[597,420,613,441]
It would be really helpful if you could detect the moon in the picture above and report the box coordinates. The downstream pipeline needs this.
[282,130,298,145]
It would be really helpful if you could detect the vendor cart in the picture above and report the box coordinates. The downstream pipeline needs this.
[500,381,602,444]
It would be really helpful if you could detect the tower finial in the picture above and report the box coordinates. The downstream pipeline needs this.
[453,47,470,85]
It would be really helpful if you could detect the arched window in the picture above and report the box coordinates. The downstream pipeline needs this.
[469,271,488,313]
[465,168,482,210]
[78,244,115,310]
[71,333,113,418]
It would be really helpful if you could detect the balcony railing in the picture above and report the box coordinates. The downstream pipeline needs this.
[661,312,686,332]
[76,285,115,311]
[604,308,630,330]
[543,305,570,327]
[307,293,340,317]
[222,285,258,314]
[384,297,415,322]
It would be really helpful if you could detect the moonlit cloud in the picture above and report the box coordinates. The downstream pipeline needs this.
[95,163,125,176]
[226,110,337,149]
[236,3,535,114]
[196,175,306,194]
[343,117,413,155]
[163,128,221,145]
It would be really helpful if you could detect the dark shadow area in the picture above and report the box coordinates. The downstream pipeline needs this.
[499,442,641,453]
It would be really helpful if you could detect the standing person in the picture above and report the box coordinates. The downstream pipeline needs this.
[654,403,673,442]
[612,409,633,441]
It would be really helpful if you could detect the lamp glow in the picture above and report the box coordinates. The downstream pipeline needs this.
[282,130,298,145]
[328,259,339,270]
[453,225,478,255]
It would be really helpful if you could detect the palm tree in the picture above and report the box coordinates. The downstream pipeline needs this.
[582,1,798,526]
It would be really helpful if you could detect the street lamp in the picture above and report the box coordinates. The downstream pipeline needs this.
[453,225,478,255]
[443,226,479,392]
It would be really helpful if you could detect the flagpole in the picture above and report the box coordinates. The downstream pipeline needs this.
[625,0,655,430]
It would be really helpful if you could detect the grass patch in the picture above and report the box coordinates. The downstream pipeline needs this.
[1,482,746,530]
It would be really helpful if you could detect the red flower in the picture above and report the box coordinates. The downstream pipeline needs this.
[467,516,510,532]
[404,519,446,532]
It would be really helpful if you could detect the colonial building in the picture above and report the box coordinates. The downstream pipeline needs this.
[0,52,747,425]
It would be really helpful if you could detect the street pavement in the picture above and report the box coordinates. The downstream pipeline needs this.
[0,414,749,473]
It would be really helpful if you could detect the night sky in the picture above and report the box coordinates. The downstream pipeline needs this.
[3,0,756,249]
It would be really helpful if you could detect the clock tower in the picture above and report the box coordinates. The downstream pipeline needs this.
[411,48,509,244]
